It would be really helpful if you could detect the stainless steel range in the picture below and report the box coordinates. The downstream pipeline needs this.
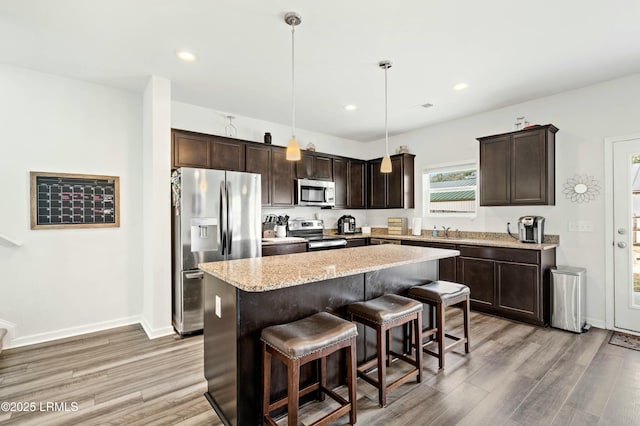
[287,219,347,251]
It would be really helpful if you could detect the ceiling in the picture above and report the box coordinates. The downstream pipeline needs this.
[2,1,640,142]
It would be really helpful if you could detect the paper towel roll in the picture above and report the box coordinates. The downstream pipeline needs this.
[412,218,422,236]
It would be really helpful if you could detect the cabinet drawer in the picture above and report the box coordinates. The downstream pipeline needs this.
[401,240,457,250]
[458,245,539,264]
[262,242,307,256]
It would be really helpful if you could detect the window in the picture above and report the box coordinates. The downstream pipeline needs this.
[423,162,477,217]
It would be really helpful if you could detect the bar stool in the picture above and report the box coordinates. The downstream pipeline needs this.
[408,280,470,369]
[261,312,358,426]
[347,294,423,407]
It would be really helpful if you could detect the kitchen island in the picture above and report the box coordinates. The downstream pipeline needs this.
[199,244,459,426]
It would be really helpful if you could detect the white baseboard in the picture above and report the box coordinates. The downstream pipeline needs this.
[585,317,606,330]
[6,316,142,349]
[139,317,174,339]
[0,318,16,349]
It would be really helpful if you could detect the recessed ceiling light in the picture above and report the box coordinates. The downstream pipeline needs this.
[453,83,468,91]
[177,51,196,62]
[345,105,357,111]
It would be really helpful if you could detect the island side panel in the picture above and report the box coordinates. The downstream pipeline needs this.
[203,273,238,426]
[236,274,366,426]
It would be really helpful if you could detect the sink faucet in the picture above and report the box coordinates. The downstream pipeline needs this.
[442,226,451,238]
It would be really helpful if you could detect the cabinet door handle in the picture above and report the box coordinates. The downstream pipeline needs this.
[617,241,627,248]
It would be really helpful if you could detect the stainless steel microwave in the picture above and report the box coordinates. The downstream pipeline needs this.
[295,179,335,207]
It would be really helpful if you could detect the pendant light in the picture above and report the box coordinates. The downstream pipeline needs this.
[285,12,302,161]
[379,60,392,173]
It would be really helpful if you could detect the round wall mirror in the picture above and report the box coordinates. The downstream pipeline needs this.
[574,183,588,194]
[563,175,600,203]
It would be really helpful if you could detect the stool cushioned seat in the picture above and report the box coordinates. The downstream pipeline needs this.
[261,312,357,359]
[409,280,470,304]
[347,294,423,324]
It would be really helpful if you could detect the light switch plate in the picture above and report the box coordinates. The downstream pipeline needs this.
[215,295,221,318]
[568,220,594,232]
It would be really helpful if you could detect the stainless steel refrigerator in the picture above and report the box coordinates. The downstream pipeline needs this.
[171,167,261,335]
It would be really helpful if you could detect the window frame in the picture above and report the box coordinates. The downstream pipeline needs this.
[423,160,478,218]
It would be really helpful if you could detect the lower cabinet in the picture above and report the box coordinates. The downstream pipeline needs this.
[346,237,368,248]
[457,245,555,326]
[400,240,458,282]
[262,242,307,257]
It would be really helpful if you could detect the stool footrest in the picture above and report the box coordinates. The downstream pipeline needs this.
[268,382,320,411]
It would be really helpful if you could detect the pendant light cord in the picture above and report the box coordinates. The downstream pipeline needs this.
[291,24,296,139]
[384,64,388,155]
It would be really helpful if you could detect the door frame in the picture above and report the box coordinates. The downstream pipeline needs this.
[604,132,640,334]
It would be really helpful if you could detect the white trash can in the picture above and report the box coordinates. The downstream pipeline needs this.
[551,266,588,333]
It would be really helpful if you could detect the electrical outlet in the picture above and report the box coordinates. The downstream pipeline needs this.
[568,221,594,232]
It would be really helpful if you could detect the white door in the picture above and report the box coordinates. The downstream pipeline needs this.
[613,138,640,333]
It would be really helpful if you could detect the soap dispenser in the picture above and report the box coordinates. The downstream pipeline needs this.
[432,226,438,237]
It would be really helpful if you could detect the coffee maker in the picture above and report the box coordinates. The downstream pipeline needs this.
[518,216,545,243]
[337,215,356,234]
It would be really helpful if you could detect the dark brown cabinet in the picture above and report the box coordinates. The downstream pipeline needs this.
[456,245,556,325]
[262,242,307,256]
[401,240,458,282]
[245,144,271,206]
[333,158,348,208]
[346,238,368,248]
[478,124,558,206]
[210,137,245,171]
[296,151,333,180]
[271,147,295,206]
[172,130,246,172]
[367,154,415,209]
[348,160,367,209]
[172,131,209,168]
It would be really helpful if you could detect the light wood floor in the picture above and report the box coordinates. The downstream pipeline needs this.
[1,312,639,425]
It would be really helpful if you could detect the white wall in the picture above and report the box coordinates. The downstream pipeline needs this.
[0,64,144,347]
[141,77,172,337]
[368,72,640,327]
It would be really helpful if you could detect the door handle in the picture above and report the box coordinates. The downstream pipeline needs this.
[185,272,204,280]
[617,241,627,248]
[220,182,226,256]
[226,181,232,255]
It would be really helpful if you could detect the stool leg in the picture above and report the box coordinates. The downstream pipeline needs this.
[347,338,357,425]
[386,328,392,367]
[288,358,300,426]
[377,324,387,407]
[437,303,445,369]
[319,356,326,401]
[463,298,470,353]
[261,343,271,423]
[415,313,423,383]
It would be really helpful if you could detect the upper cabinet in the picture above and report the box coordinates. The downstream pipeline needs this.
[348,160,367,209]
[367,154,415,209]
[172,131,210,168]
[172,129,245,171]
[172,129,411,210]
[270,147,296,206]
[245,144,272,206]
[333,157,348,208]
[478,125,558,206]
[296,151,333,180]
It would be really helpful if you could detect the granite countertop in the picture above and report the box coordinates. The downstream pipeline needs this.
[199,245,459,292]
[261,237,307,246]
[324,229,558,251]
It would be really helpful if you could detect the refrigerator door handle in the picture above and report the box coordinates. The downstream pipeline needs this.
[219,181,226,256]
[226,181,232,255]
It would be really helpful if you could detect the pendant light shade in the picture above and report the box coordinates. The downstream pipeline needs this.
[285,12,302,161]
[379,60,393,174]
